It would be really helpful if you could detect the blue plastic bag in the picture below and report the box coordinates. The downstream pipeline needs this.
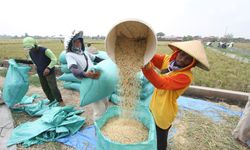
[80,59,119,106]
[3,59,31,107]
[57,125,97,150]
[95,106,157,150]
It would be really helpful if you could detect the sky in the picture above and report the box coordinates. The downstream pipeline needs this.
[0,0,250,38]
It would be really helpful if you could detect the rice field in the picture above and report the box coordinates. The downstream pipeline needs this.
[0,39,249,92]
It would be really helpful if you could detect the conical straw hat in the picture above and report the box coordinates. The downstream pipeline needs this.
[168,40,210,71]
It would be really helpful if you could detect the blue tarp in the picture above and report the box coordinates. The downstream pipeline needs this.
[57,125,97,150]
[177,96,242,121]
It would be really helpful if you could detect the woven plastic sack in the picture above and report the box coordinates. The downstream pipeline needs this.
[7,106,85,148]
[58,73,81,83]
[63,82,81,91]
[140,83,154,100]
[59,50,67,64]
[3,59,31,107]
[80,59,118,106]
[95,106,157,150]
[60,64,71,73]
[94,51,110,60]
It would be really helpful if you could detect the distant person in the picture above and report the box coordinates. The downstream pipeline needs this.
[65,31,107,120]
[22,37,63,104]
[142,40,210,150]
[86,43,98,54]
[87,43,91,47]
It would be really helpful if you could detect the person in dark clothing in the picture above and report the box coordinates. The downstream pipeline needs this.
[22,37,63,104]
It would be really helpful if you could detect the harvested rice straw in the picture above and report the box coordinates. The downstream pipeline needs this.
[101,117,149,144]
[115,35,146,115]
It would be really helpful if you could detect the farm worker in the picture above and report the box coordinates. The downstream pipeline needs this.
[142,40,210,150]
[22,37,63,104]
[65,31,106,120]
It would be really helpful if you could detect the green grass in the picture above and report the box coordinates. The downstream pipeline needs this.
[234,43,250,51]
[0,39,64,59]
[192,48,250,92]
[0,39,249,92]
[157,45,250,92]
[0,69,41,87]
[169,110,247,150]
[29,75,41,87]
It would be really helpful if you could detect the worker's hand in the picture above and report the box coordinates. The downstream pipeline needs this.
[43,68,50,76]
[85,71,100,79]
[142,62,152,70]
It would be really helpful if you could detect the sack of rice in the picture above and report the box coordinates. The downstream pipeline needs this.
[80,59,119,106]
[59,50,67,64]
[63,82,81,91]
[95,106,157,150]
[58,73,81,83]
[60,64,71,73]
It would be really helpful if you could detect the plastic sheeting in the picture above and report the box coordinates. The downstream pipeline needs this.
[57,125,97,150]
[7,106,85,148]
[3,59,31,107]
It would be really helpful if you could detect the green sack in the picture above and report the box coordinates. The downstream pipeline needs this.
[3,59,31,107]
[58,73,81,83]
[12,99,59,116]
[20,94,41,105]
[136,71,149,86]
[59,50,67,64]
[140,83,154,100]
[80,59,119,106]
[63,82,81,92]
[7,106,85,148]
[138,94,153,108]
[94,51,110,60]
[109,93,120,105]
[95,106,157,150]
[60,64,71,73]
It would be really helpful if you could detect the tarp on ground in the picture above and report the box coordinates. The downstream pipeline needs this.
[7,106,85,148]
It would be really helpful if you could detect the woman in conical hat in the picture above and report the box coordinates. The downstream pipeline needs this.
[142,40,209,150]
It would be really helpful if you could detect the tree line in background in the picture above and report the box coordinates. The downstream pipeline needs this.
[0,32,249,43]
[156,32,250,43]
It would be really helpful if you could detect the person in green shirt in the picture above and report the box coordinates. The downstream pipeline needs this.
[21,37,63,104]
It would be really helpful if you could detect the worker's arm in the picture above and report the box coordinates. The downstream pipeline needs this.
[69,64,86,78]
[87,52,104,63]
[15,59,33,64]
[93,57,104,63]
[150,54,166,70]
[142,63,191,90]
[45,49,57,69]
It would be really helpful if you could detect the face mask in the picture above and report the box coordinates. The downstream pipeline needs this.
[72,46,84,55]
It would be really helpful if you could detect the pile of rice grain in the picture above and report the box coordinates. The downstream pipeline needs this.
[101,34,149,144]
[115,36,146,113]
[101,117,148,144]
